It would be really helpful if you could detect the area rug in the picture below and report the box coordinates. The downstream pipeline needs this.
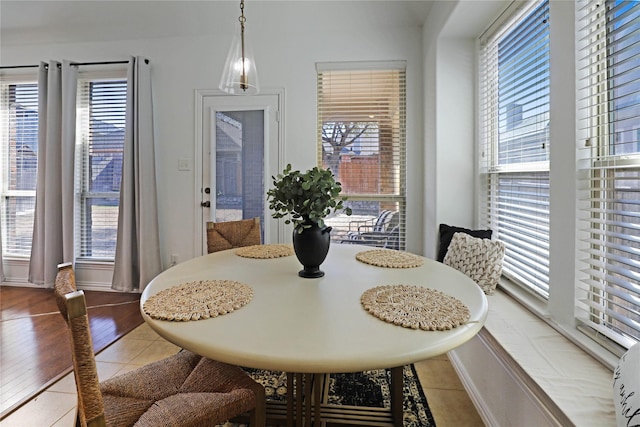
[241,365,436,427]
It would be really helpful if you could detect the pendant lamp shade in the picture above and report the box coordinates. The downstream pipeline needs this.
[219,1,259,95]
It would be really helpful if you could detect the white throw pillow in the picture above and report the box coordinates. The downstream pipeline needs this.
[613,342,640,427]
[443,232,505,294]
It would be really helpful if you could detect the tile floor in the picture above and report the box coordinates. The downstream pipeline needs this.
[0,324,484,426]
[414,354,485,426]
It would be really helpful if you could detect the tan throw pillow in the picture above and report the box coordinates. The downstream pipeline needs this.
[443,232,505,294]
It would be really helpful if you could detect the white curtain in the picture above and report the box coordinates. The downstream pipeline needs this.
[28,61,77,286]
[112,57,162,292]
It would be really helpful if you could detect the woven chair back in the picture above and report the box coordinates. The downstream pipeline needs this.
[206,218,261,254]
[54,263,107,427]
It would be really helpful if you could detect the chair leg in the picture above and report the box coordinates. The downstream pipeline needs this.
[75,406,83,427]
[250,384,266,427]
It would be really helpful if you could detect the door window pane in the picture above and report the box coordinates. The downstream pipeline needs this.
[214,111,265,238]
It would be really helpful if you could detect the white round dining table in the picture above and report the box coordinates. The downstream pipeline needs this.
[140,244,488,427]
[140,243,488,426]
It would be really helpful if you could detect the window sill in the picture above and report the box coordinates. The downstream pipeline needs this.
[458,287,617,426]
[0,258,115,291]
[498,277,623,368]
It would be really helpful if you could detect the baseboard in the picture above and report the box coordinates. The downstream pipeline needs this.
[1,259,119,292]
[449,328,572,427]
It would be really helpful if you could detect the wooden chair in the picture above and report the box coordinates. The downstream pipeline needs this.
[207,218,294,421]
[206,218,261,254]
[54,262,266,427]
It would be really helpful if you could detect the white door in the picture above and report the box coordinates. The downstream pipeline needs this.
[198,91,282,255]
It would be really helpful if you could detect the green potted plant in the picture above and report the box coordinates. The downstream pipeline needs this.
[267,164,351,230]
[267,164,351,278]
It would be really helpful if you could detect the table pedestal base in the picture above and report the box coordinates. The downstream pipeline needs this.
[276,367,403,427]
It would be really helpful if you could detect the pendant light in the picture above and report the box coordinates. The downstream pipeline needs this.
[219,0,259,95]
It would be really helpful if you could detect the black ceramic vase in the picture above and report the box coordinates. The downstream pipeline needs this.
[292,220,332,278]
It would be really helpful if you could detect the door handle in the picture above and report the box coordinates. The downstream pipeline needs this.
[201,201,211,208]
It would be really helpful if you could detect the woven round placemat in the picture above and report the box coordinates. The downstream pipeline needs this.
[235,244,294,259]
[143,280,253,321]
[355,249,425,268]
[361,284,470,331]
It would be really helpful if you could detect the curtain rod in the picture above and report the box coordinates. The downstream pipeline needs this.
[0,59,144,70]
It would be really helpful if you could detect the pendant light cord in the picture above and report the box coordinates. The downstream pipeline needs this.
[239,0,248,90]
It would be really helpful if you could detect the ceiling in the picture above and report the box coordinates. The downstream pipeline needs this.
[0,1,436,46]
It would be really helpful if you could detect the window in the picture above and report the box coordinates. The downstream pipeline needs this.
[76,78,127,260]
[316,62,406,250]
[479,0,551,298]
[577,0,640,348]
[213,110,265,230]
[0,71,126,262]
[0,81,38,256]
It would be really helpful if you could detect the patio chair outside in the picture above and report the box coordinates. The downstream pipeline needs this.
[341,210,400,250]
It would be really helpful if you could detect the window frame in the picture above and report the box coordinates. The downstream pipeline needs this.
[75,72,127,262]
[479,0,551,299]
[576,0,640,349]
[0,76,39,259]
[316,61,407,251]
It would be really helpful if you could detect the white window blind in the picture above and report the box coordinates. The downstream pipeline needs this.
[76,78,126,260]
[479,0,551,298]
[576,0,640,348]
[0,81,38,257]
[316,62,406,250]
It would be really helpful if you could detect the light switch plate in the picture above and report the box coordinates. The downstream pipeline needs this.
[178,158,190,171]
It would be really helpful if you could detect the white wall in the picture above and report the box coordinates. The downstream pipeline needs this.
[421,0,506,258]
[421,0,457,259]
[436,38,477,244]
[0,1,425,275]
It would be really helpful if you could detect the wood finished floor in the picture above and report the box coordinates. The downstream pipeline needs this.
[0,286,484,426]
[0,285,142,418]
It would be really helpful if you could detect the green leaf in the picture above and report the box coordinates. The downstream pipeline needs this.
[266,164,350,225]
